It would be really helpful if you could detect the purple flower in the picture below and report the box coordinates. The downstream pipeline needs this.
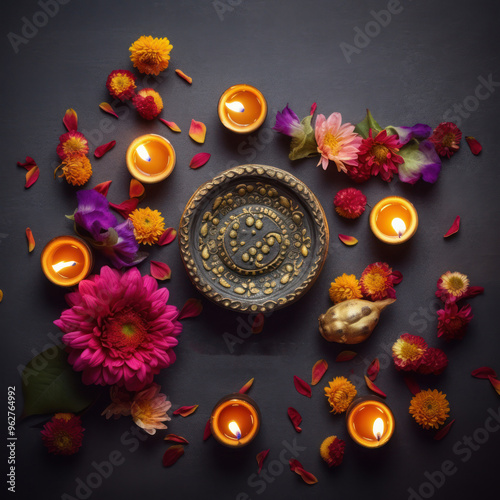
[273,105,304,138]
[387,124,432,145]
[398,139,442,184]
[101,220,147,269]
[74,190,117,241]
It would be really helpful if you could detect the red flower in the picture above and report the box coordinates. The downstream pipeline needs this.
[132,88,163,120]
[360,262,401,300]
[106,70,137,101]
[435,271,484,303]
[333,188,367,219]
[57,131,89,160]
[437,302,473,340]
[346,160,372,183]
[429,122,462,158]
[41,413,84,455]
[392,333,427,371]
[357,129,404,182]
[418,347,448,375]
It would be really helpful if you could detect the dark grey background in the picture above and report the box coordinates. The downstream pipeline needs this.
[1,0,499,499]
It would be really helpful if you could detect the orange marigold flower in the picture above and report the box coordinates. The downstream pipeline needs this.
[41,413,85,455]
[57,131,89,160]
[360,262,398,300]
[132,88,164,120]
[329,273,362,304]
[324,376,357,414]
[106,69,137,101]
[129,207,165,245]
[409,389,450,430]
[131,383,172,435]
[129,35,173,75]
[58,155,92,186]
[320,435,345,467]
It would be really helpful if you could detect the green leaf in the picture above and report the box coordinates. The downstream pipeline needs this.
[354,109,383,139]
[21,345,99,418]
[289,115,319,160]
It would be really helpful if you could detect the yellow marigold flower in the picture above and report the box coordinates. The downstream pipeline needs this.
[409,389,450,430]
[129,207,165,245]
[58,155,92,186]
[324,376,357,414]
[129,35,173,75]
[329,273,362,303]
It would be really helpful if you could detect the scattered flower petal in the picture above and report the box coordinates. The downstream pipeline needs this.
[238,378,254,394]
[465,136,482,155]
[189,119,206,144]
[178,298,203,320]
[189,152,211,169]
[338,234,358,246]
[175,69,192,84]
[109,198,139,219]
[150,260,172,281]
[173,405,199,417]
[25,165,39,188]
[404,375,421,396]
[129,179,145,199]
[26,227,35,252]
[256,449,270,473]
[289,459,318,485]
[293,375,312,398]
[164,434,189,444]
[94,140,116,159]
[63,108,78,131]
[159,118,181,132]
[434,419,455,441]
[335,351,357,362]
[162,445,184,467]
[99,102,119,119]
[158,227,177,246]
[17,156,37,170]
[93,180,112,197]
[444,216,460,238]
[364,375,386,398]
[310,102,317,115]
[0,289,3,303]
[367,358,380,381]
[251,313,265,334]
[311,359,328,386]
[203,419,212,441]
[489,376,500,396]
[471,367,498,379]
[287,407,302,432]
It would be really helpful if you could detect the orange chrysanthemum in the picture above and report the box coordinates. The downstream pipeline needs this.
[129,207,165,245]
[132,88,164,120]
[57,131,89,160]
[131,383,172,435]
[58,155,92,186]
[324,376,357,414]
[329,273,362,304]
[106,69,137,101]
[129,35,173,75]
[360,262,395,300]
[409,389,450,430]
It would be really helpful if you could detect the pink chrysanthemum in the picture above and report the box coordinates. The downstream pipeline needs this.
[333,188,367,219]
[360,262,401,300]
[314,113,362,172]
[55,266,182,391]
[57,131,89,160]
[429,122,462,158]
[41,413,84,456]
[437,302,473,340]
[357,129,404,182]
[418,347,448,375]
[392,333,427,371]
[131,383,172,435]
[435,271,484,303]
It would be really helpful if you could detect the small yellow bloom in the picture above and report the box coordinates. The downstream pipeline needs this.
[129,207,165,245]
[409,389,450,430]
[324,376,357,414]
[439,271,469,298]
[129,35,173,76]
[329,273,362,303]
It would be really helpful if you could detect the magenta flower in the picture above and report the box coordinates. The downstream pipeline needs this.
[74,189,117,240]
[273,105,304,137]
[437,302,473,340]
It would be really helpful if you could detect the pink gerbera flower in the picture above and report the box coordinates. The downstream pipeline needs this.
[357,129,404,182]
[437,302,473,340]
[55,266,182,391]
[314,113,362,172]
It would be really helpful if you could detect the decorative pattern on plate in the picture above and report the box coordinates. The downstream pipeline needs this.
[179,165,329,312]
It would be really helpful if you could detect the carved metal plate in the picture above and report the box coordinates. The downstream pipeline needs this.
[179,165,329,313]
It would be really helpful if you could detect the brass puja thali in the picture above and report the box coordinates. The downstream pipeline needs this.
[179,165,329,313]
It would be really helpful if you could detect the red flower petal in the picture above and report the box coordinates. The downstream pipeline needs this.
[178,298,203,320]
[256,449,270,474]
[94,140,116,159]
[175,69,193,84]
[25,165,39,188]
[164,434,189,444]
[17,156,37,170]
[189,152,211,169]
[434,419,455,441]
[364,375,386,398]
[93,180,112,197]
[367,358,380,382]
[310,103,317,116]
[335,351,357,362]
[465,136,482,155]
[63,108,78,131]
[311,359,328,386]
[109,198,139,218]
[162,445,184,467]
[129,179,145,199]
[159,118,181,133]
[26,227,35,252]
[289,459,318,485]
[173,405,199,417]
[99,102,119,119]
[203,419,212,441]
[489,376,500,396]
[338,234,358,246]
[391,270,403,285]
[150,260,172,281]
[404,375,420,396]
[251,313,265,334]
[158,227,177,246]
[189,119,206,144]
[444,216,460,238]
[238,378,254,394]
[471,367,498,379]
[287,407,302,433]
[293,376,311,398]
